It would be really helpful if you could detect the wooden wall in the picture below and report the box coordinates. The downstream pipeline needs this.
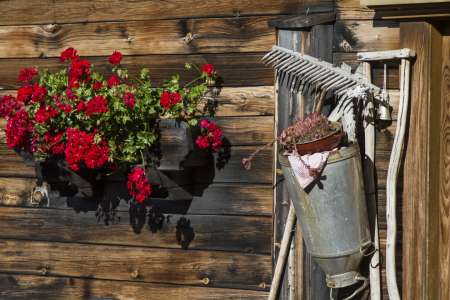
[0,0,331,298]
[334,1,403,299]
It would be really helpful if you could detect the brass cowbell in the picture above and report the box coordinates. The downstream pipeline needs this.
[376,64,391,122]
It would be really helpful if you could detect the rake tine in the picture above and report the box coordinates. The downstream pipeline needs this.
[336,82,357,96]
[289,61,309,74]
[296,64,316,77]
[272,55,293,68]
[333,78,353,90]
[293,62,313,76]
[278,58,298,71]
[303,67,322,81]
[304,68,324,80]
[287,72,297,89]
[284,60,304,73]
[264,52,285,66]
[326,78,350,92]
[311,71,332,84]
[261,50,278,62]
[317,74,341,88]
[310,70,331,83]
[294,77,303,91]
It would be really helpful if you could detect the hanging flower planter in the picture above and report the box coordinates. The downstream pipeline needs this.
[1,48,223,201]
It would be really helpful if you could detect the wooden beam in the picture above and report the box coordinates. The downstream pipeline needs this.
[400,20,442,300]
[357,48,416,61]
[267,13,335,28]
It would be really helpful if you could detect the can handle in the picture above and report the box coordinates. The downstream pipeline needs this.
[360,241,377,257]
[329,275,368,300]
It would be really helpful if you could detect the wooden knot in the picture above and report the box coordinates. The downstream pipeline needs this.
[259,282,267,289]
[185,32,194,44]
[131,269,139,278]
[203,278,210,284]
[40,268,46,275]
[33,191,42,204]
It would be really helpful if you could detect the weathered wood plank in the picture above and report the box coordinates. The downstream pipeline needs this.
[0,273,269,300]
[440,26,450,300]
[0,0,334,26]
[0,160,35,178]
[267,12,335,28]
[195,145,272,184]
[0,53,273,90]
[0,207,271,253]
[0,239,272,290]
[0,17,275,58]
[335,0,378,20]
[333,53,400,89]
[0,177,272,216]
[333,20,400,53]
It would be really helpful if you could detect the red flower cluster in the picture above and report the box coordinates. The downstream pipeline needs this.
[107,75,121,88]
[86,95,109,116]
[40,129,65,154]
[160,92,181,109]
[202,64,214,76]
[196,120,223,151]
[60,47,80,63]
[0,95,22,118]
[123,92,136,108]
[17,83,48,105]
[109,51,123,65]
[5,109,30,148]
[93,81,102,90]
[69,59,92,89]
[35,105,58,123]
[18,68,38,82]
[65,128,110,171]
[127,167,151,202]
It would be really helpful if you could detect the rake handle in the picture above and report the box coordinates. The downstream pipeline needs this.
[314,88,328,114]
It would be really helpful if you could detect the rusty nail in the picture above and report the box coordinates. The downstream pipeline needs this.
[131,269,139,278]
[40,268,46,274]
[203,278,210,284]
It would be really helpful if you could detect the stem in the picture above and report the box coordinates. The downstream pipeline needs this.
[192,63,201,74]
[128,73,144,85]
[184,76,203,89]
[140,149,146,169]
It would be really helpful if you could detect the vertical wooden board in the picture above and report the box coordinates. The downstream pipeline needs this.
[440,25,450,300]
[333,20,400,53]
[0,274,269,300]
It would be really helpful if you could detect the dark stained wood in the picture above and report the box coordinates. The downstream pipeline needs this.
[0,160,35,178]
[0,53,273,90]
[0,207,271,253]
[267,13,335,28]
[400,21,442,300]
[0,239,271,290]
[375,150,404,189]
[377,189,403,230]
[0,0,334,26]
[333,20,400,53]
[335,0,378,20]
[195,145,273,184]
[0,274,269,300]
[367,3,450,19]
[0,17,275,59]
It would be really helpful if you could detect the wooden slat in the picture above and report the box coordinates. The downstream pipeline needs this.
[0,17,275,59]
[333,20,400,53]
[0,206,271,253]
[0,160,35,178]
[267,12,335,28]
[0,273,268,300]
[0,239,271,290]
[0,53,273,90]
[335,0,378,20]
[0,0,334,26]
[195,145,272,184]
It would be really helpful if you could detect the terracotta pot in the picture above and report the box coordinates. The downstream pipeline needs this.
[294,121,344,155]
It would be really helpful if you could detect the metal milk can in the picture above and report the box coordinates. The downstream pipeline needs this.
[278,141,372,296]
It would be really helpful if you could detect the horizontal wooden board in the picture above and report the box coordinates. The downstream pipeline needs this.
[0,17,275,59]
[0,53,273,90]
[335,0,378,20]
[0,0,333,26]
[0,273,268,300]
[0,239,271,290]
[0,177,272,216]
[333,53,400,89]
[1,86,274,117]
[195,145,272,184]
[0,160,35,178]
[333,20,400,53]
[0,207,271,253]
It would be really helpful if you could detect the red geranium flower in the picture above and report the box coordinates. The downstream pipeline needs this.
[93,81,102,90]
[202,64,214,76]
[109,51,123,65]
[107,75,121,88]
[86,95,109,116]
[18,68,38,82]
[123,92,136,108]
[160,92,182,109]
[127,167,151,202]
[60,47,80,63]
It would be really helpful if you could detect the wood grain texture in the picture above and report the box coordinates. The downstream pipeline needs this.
[0,0,334,26]
[195,146,273,184]
[0,17,275,58]
[400,21,441,300]
[333,20,400,53]
[267,12,335,28]
[0,274,269,300]
[0,239,271,290]
[0,53,273,90]
[0,207,271,253]
[440,26,450,300]
[335,0,378,20]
